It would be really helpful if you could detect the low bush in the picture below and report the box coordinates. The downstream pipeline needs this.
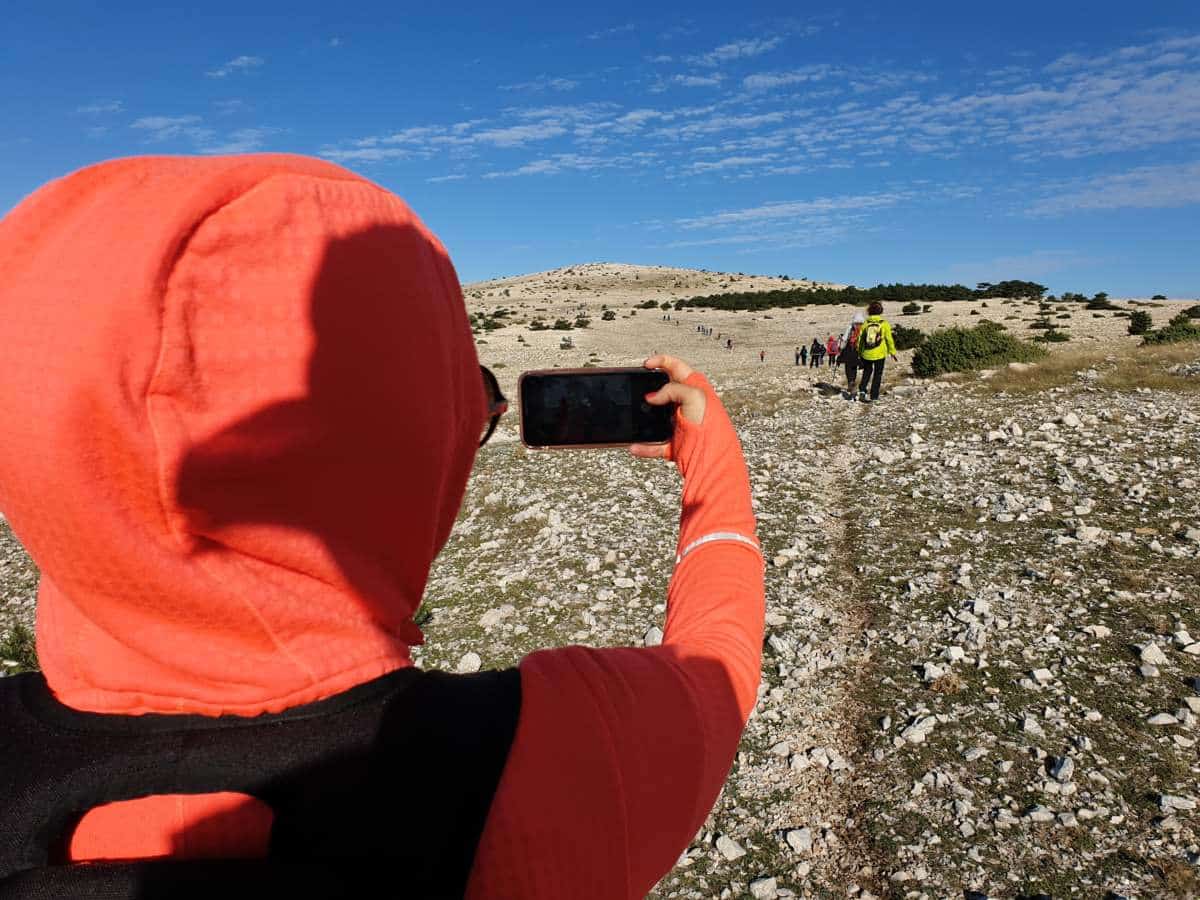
[552,319,573,331]
[1086,298,1120,311]
[1142,313,1200,346]
[902,302,921,315]
[574,316,590,329]
[528,319,548,331]
[1152,294,1167,300]
[1185,305,1200,319]
[601,309,616,321]
[892,324,925,351]
[1032,329,1070,343]
[1128,310,1153,335]
[912,321,1045,377]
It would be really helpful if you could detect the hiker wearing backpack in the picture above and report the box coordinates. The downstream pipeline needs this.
[0,156,764,899]
[840,311,866,396]
[856,301,898,402]
[809,338,823,368]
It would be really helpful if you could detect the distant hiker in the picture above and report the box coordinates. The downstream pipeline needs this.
[825,334,838,368]
[857,301,899,402]
[799,344,808,366]
[759,350,765,363]
[840,311,866,396]
[794,346,801,366]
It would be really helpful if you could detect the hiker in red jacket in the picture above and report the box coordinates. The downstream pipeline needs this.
[0,155,764,898]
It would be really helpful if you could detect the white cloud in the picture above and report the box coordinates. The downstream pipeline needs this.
[587,23,635,41]
[473,122,568,146]
[206,55,264,78]
[501,76,580,93]
[686,154,775,174]
[483,153,626,178]
[321,146,411,163]
[131,115,212,143]
[676,192,911,229]
[694,36,783,67]
[1030,161,1200,215]
[200,128,275,154]
[743,65,834,91]
[427,173,467,183]
[76,100,123,114]
[673,73,725,88]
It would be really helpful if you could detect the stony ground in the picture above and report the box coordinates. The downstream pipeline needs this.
[2,265,1198,898]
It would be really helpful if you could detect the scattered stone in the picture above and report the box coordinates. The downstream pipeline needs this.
[1139,642,1170,666]
[716,835,746,861]
[643,625,663,647]
[1049,756,1075,783]
[1148,713,1180,726]
[455,652,482,674]
[785,828,813,854]
[749,877,778,899]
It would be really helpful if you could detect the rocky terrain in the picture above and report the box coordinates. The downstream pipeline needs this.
[2,264,1198,897]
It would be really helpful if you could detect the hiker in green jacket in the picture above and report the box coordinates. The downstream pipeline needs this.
[856,301,898,402]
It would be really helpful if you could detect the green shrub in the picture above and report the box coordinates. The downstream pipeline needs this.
[1128,310,1152,335]
[1028,319,1055,330]
[922,304,932,313]
[911,321,1045,377]
[0,622,37,673]
[1151,294,1167,300]
[636,299,658,309]
[902,302,921,315]
[1032,329,1070,343]
[1056,313,1071,319]
[528,319,548,331]
[660,301,672,310]
[601,309,616,321]
[574,316,590,329]
[1142,313,1200,346]
[1086,298,1120,311]
[892,324,925,350]
[552,319,573,331]
[1185,305,1200,320]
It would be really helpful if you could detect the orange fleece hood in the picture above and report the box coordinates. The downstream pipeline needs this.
[0,155,485,715]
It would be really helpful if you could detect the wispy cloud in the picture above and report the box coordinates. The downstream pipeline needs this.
[676,192,912,230]
[200,127,276,154]
[673,73,724,88]
[473,121,568,146]
[427,173,467,183]
[483,152,633,178]
[206,55,264,78]
[694,36,783,67]
[500,76,579,93]
[587,23,635,41]
[1030,161,1200,215]
[329,37,343,48]
[76,100,123,115]
[743,65,835,91]
[131,115,213,143]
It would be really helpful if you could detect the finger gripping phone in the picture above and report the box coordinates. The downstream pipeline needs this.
[519,368,674,449]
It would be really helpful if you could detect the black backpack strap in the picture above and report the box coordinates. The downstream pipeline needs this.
[0,667,521,899]
[0,860,356,900]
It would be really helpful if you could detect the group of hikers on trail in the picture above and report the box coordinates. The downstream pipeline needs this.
[791,303,898,401]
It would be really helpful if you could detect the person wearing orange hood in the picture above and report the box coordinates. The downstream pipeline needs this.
[0,155,764,898]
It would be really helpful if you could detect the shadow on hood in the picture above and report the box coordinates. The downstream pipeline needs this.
[0,155,484,715]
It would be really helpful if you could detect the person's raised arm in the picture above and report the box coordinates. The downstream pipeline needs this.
[466,356,764,900]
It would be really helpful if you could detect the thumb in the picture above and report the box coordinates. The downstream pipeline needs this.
[645,381,706,426]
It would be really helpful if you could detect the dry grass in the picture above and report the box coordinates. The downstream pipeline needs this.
[974,343,1200,395]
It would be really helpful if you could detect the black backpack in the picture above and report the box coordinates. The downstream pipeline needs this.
[0,667,520,899]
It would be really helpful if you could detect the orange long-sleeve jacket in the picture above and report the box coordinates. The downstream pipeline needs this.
[0,155,764,897]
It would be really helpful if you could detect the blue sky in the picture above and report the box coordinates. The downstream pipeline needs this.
[2,1,1198,295]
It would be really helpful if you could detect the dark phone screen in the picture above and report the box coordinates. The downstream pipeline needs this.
[520,369,674,447]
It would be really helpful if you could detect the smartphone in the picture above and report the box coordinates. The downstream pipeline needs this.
[519,367,674,449]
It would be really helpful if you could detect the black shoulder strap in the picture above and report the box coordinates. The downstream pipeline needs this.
[0,666,521,899]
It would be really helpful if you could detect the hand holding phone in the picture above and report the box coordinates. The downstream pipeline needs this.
[629,355,707,460]
[519,366,675,449]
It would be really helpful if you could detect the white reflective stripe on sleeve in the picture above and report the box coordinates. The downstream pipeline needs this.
[675,531,761,565]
